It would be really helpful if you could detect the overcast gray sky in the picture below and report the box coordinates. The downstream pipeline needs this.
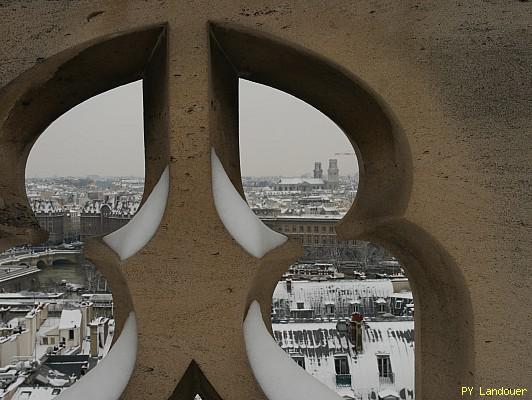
[25,80,145,178]
[240,80,357,177]
[25,79,358,178]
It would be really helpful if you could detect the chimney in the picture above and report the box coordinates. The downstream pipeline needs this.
[89,323,99,357]
[350,312,363,353]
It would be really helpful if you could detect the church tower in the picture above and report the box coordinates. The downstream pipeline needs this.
[313,162,323,179]
[327,159,339,189]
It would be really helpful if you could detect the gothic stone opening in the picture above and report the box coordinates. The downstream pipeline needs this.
[0,19,476,400]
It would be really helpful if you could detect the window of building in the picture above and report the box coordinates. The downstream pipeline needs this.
[314,226,319,232]
[334,356,349,375]
[299,225,304,232]
[377,355,392,378]
[321,226,326,232]
[69,329,74,340]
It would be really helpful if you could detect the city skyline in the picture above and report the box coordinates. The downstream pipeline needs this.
[25,80,359,179]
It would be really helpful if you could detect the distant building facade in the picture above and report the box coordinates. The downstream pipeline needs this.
[31,200,65,245]
[80,200,139,240]
[261,215,386,262]
[273,159,341,192]
[273,177,326,192]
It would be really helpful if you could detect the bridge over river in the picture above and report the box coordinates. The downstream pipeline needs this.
[0,247,82,268]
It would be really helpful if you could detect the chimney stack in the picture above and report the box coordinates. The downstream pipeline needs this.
[350,312,364,353]
[286,279,292,293]
[89,323,99,357]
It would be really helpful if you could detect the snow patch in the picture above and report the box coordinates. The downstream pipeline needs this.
[104,167,169,260]
[243,301,343,400]
[56,312,137,400]
[211,149,287,258]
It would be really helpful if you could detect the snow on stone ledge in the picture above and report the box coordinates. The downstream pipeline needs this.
[243,301,343,400]
[104,167,169,260]
[56,312,137,400]
[211,149,287,258]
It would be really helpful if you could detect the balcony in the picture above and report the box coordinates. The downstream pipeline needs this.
[379,372,395,386]
[335,374,352,387]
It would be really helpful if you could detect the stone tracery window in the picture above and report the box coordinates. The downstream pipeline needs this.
[0,19,475,400]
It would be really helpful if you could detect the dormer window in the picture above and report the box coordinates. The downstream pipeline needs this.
[334,356,351,386]
[375,298,387,313]
[325,302,335,316]
[377,355,394,383]
[334,356,349,374]
[350,301,360,314]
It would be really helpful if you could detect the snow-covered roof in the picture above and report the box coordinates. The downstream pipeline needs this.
[81,293,113,302]
[277,178,304,185]
[391,292,413,300]
[277,178,326,185]
[36,317,60,337]
[30,200,64,215]
[272,320,414,399]
[81,199,139,217]
[379,389,401,399]
[12,386,65,400]
[58,309,81,330]
[273,280,394,304]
